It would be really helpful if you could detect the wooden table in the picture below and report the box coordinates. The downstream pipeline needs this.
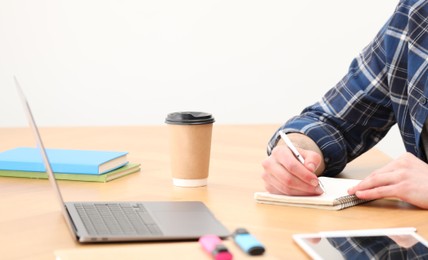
[0,124,426,259]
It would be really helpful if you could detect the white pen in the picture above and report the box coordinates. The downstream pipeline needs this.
[278,131,325,192]
[279,131,305,164]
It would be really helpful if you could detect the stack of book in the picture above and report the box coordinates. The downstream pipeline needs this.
[0,147,140,182]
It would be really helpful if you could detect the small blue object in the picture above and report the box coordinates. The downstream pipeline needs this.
[0,147,128,174]
[232,228,265,256]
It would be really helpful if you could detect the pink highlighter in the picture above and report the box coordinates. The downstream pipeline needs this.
[199,235,233,260]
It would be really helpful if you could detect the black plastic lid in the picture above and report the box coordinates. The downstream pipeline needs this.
[165,111,215,125]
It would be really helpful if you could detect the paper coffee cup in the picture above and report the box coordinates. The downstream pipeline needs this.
[165,112,214,187]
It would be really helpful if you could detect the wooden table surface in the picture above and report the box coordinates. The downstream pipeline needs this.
[0,124,426,260]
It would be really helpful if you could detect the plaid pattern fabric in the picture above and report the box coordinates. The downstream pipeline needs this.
[327,236,428,259]
[268,0,428,176]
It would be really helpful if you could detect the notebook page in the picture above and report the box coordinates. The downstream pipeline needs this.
[254,177,362,206]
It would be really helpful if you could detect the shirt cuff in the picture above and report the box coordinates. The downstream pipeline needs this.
[268,117,348,176]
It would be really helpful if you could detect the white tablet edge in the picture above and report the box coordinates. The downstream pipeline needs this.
[292,227,428,260]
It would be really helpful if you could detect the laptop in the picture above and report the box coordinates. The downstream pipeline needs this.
[14,77,230,243]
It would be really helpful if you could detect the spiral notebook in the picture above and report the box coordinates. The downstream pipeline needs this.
[254,177,371,210]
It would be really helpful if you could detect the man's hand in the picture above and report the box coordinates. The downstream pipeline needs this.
[261,133,325,196]
[348,152,428,209]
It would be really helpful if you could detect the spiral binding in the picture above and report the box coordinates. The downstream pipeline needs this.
[336,195,369,210]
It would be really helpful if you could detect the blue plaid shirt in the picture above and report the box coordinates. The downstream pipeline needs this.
[327,236,428,260]
[268,0,428,176]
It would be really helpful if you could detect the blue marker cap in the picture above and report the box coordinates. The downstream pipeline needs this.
[232,228,265,256]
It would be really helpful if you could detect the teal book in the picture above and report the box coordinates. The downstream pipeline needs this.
[0,163,140,182]
[0,147,128,174]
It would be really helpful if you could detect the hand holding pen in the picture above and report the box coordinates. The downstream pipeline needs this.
[278,132,325,192]
[261,131,325,196]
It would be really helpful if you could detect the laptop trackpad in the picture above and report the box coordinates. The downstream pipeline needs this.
[153,211,226,236]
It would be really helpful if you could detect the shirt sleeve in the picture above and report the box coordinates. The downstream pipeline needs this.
[268,4,401,176]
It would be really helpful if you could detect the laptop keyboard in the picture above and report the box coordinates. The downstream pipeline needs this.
[74,203,163,236]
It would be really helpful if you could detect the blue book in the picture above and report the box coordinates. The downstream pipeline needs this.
[0,147,128,174]
[0,163,140,182]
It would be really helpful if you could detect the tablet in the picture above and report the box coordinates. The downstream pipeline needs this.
[293,227,428,260]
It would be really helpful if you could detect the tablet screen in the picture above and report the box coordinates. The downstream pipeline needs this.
[293,228,428,260]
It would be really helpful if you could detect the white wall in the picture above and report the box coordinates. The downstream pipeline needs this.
[0,0,403,158]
